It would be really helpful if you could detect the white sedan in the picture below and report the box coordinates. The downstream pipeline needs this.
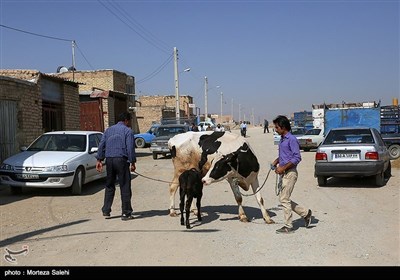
[0,131,106,195]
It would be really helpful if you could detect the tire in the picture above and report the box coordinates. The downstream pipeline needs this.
[10,186,22,195]
[152,152,158,160]
[317,176,327,186]
[71,167,84,195]
[388,144,400,160]
[375,171,384,187]
[135,137,146,148]
[384,161,392,179]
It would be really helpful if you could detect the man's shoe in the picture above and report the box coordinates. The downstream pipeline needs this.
[304,209,312,228]
[103,212,111,219]
[121,214,134,221]
[276,226,295,234]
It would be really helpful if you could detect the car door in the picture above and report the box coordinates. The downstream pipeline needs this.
[86,133,103,180]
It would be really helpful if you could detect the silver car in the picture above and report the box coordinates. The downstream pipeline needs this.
[0,131,106,194]
[314,127,391,186]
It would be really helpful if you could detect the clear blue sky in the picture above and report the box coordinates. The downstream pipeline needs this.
[1,0,399,123]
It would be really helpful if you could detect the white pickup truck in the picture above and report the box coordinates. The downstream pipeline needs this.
[297,128,325,151]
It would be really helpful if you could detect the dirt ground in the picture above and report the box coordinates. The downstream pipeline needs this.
[1,127,399,267]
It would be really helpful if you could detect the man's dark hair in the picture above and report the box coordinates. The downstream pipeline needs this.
[118,112,132,122]
[273,115,291,131]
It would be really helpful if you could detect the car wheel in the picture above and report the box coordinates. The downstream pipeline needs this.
[72,167,84,195]
[384,161,391,179]
[388,144,400,160]
[317,176,327,186]
[135,137,146,148]
[375,171,385,187]
[152,152,158,160]
[10,186,22,195]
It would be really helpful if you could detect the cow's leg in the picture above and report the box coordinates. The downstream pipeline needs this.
[169,177,179,217]
[185,196,193,229]
[228,178,248,222]
[191,200,198,216]
[196,194,202,222]
[251,178,275,224]
[179,188,185,226]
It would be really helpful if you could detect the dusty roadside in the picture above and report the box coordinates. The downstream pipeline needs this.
[1,127,399,266]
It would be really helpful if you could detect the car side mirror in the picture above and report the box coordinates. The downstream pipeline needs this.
[20,146,27,151]
[89,147,98,154]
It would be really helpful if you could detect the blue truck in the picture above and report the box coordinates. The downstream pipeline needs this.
[319,102,400,159]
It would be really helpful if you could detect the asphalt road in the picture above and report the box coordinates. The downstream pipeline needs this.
[1,126,399,267]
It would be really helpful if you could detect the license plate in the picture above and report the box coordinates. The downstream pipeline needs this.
[16,174,39,179]
[334,153,359,160]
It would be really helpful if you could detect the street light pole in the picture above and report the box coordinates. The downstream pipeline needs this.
[204,76,208,120]
[174,47,180,124]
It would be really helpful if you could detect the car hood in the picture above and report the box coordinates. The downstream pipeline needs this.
[152,136,172,141]
[4,151,82,166]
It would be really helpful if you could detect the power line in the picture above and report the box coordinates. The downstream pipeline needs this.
[136,52,173,84]
[97,0,170,55]
[0,24,72,42]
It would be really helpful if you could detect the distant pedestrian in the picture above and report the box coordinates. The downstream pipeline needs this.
[264,119,269,133]
[240,121,247,137]
[190,123,199,132]
[214,124,225,132]
[96,112,136,221]
[272,115,312,234]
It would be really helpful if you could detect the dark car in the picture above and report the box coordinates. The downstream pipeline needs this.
[314,127,391,186]
[150,124,189,159]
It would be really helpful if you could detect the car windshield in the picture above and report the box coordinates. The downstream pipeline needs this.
[28,134,87,152]
[291,128,305,135]
[304,129,321,136]
[156,127,186,137]
[323,129,373,145]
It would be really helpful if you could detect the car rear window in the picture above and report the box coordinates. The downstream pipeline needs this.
[324,129,374,145]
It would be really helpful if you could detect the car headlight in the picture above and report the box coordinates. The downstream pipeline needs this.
[43,165,68,172]
[0,164,14,171]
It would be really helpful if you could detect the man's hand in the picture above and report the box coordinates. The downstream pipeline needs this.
[96,161,103,172]
[130,162,136,172]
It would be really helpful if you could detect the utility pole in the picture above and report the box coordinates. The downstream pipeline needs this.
[174,47,180,124]
[71,40,76,82]
[220,91,223,123]
[204,76,208,120]
[231,98,234,123]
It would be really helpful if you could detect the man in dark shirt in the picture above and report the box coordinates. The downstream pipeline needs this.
[272,115,312,233]
[96,112,136,221]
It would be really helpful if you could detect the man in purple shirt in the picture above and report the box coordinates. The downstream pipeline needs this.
[272,115,312,234]
[96,112,136,221]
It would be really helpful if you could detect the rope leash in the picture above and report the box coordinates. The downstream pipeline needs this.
[132,171,173,184]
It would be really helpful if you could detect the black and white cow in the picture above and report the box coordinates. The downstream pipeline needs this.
[168,131,274,224]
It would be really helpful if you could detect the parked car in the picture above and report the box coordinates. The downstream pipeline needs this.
[133,123,160,148]
[0,131,106,195]
[273,126,307,145]
[314,127,391,187]
[297,128,325,151]
[197,121,215,130]
[150,124,189,159]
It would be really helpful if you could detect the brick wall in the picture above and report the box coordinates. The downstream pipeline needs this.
[62,84,81,130]
[0,76,43,147]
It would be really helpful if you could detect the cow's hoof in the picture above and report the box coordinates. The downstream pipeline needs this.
[239,216,249,222]
[265,218,275,224]
[169,211,178,217]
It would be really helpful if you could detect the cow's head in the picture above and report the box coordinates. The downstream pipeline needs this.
[201,152,238,185]
[201,142,260,186]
